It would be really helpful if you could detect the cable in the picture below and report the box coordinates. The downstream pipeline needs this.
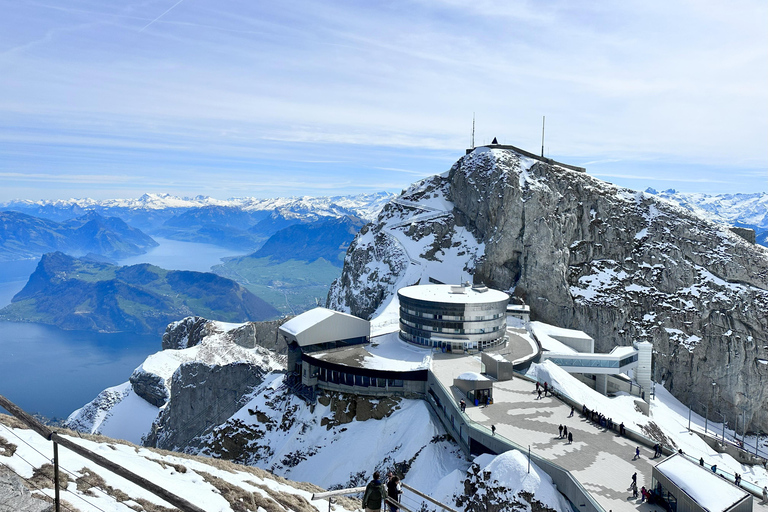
[0,452,107,512]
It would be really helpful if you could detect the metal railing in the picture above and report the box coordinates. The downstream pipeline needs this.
[425,371,605,512]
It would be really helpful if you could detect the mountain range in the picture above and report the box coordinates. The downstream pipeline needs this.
[0,210,157,262]
[645,189,767,246]
[2,192,394,252]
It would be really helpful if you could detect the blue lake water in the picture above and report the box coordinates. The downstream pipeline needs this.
[0,239,248,421]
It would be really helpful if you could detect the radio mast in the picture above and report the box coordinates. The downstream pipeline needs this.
[471,113,475,148]
[541,116,545,157]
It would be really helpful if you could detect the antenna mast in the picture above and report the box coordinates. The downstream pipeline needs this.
[472,113,475,148]
[541,116,545,157]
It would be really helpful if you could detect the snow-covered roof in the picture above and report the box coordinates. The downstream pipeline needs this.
[398,284,509,305]
[457,372,489,381]
[655,454,749,512]
[279,307,370,347]
[308,331,432,371]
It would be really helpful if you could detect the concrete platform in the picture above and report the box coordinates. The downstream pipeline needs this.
[431,353,767,512]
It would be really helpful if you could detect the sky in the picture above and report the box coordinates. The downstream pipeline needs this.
[0,0,766,202]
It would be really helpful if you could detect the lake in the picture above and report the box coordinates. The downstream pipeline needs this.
[0,239,248,421]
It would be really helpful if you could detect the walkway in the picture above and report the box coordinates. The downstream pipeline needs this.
[431,353,768,512]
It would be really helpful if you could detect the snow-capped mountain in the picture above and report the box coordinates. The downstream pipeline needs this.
[328,147,768,433]
[2,191,395,223]
[645,189,768,246]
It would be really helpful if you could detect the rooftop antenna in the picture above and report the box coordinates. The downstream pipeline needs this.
[471,113,475,148]
[541,115,545,157]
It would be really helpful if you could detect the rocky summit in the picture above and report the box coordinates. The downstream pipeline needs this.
[328,146,768,432]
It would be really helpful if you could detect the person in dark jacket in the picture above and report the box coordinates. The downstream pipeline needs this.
[386,475,402,512]
[363,471,388,512]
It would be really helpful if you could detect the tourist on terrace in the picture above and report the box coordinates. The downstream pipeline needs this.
[363,471,387,512]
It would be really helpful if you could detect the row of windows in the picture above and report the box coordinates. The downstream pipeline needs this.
[313,366,404,388]
[400,331,505,350]
[545,354,638,369]
[400,318,502,335]
[401,308,504,322]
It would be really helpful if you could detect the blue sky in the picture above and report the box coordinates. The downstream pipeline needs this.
[0,0,766,202]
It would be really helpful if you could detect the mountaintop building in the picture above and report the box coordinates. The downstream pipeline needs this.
[398,282,509,353]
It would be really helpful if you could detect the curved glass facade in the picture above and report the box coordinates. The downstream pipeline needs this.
[397,286,508,352]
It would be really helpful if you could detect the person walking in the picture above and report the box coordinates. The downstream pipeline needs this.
[641,486,647,502]
[567,431,573,444]
[699,457,704,466]
[634,447,640,460]
[491,424,496,436]
[563,426,568,440]
[761,485,767,504]
[537,388,542,400]
[460,399,466,412]
[558,424,564,438]
[569,406,574,417]
[386,475,402,512]
[543,381,549,396]
[363,471,388,512]
[631,472,637,488]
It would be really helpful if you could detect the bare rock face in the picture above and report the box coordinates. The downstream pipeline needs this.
[145,361,269,451]
[0,466,52,512]
[162,316,215,350]
[226,318,291,354]
[328,147,768,431]
[129,368,169,407]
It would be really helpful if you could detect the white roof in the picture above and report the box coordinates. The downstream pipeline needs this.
[309,331,432,371]
[398,284,509,305]
[655,454,749,512]
[457,372,489,381]
[279,307,370,347]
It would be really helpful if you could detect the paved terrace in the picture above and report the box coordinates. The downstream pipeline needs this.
[431,352,768,512]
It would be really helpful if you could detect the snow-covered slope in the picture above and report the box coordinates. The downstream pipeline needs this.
[65,319,284,445]
[0,415,354,512]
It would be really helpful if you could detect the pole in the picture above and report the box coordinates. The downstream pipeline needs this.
[472,113,475,148]
[540,116,545,157]
[528,445,531,474]
[688,401,691,432]
[705,402,708,434]
[53,442,61,512]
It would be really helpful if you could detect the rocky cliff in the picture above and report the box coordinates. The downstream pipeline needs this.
[328,146,768,432]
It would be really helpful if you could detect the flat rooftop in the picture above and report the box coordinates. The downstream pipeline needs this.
[307,331,432,372]
[398,284,509,305]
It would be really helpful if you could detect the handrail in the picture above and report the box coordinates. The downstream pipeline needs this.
[0,394,206,512]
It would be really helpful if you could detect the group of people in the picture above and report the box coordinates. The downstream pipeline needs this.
[557,424,573,444]
[535,381,550,399]
[582,404,614,430]
[652,443,663,458]
[362,470,403,512]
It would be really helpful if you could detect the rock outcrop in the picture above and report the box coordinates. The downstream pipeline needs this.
[328,146,768,431]
[145,361,270,451]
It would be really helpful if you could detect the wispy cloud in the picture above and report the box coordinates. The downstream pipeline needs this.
[0,0,765,201]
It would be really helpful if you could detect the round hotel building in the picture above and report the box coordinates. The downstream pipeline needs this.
[398,283,509,352]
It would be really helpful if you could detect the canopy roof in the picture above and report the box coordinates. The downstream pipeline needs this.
[279,307,370,347]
